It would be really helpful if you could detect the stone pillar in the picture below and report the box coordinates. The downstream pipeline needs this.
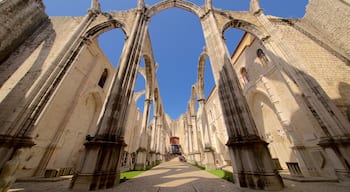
[200,11,283,190]
[183,118,189,156]
[149,115,158,166]
[70,8,149,191]
[155,118,162,164]
[0,2,95,176]
[255,6,350,179]
[198,100,216,170]
[191,115,201,163]
[135,99,152,170]
[188,124,194,161]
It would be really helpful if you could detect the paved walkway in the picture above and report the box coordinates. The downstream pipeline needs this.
[113,159,238,192]
[9,158,350,192]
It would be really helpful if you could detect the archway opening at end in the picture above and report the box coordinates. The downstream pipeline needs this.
[148,7,207,120]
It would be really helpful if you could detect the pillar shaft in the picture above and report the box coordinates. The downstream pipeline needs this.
[200,12,283,190]
[135,99,152,170]
[198,101,212,150]
[71,9,149,190]
[150,115,158,152]
[256,10,350,178]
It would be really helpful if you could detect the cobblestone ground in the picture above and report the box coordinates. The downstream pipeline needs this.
[10,159,350,192]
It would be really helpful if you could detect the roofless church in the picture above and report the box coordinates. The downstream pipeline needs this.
[0,0,349,191]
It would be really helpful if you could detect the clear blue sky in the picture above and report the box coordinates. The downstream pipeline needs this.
[43,0,308,120]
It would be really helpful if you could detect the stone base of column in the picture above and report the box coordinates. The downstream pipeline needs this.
[155,153,161,165]
[134,149,147,171]
[188,152,201,165]
[319,137,350,180]
[0,135,35,168]
[187,153,193,162]
[149,152,156,166]
[227,136,284,190]
[204,149,216,170]
[70,137,125,191]
[193,152,201,164]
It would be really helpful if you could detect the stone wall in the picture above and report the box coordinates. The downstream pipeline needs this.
[303,0,350,59]
[16,37,116,177]
[0,17,83,135]
[0,0,48,63]
[273,19,350,117]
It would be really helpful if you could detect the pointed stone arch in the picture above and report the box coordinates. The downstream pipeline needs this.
[222,19,268,41]
[197,50,207,101]
[146,0,205,18]
[246,90,294,171]
[84,19,128,40]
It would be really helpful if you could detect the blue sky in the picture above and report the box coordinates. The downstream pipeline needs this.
[43,0,308,119]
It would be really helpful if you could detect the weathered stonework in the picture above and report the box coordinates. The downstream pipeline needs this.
[0,0,349,191]
[0,0,48,63]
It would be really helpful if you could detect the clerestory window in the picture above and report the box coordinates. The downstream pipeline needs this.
[257,48,269,66]
[240,67,249,85]
[98,68,108,88]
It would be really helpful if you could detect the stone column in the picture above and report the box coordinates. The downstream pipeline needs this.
[198,100,216,170]
[135,99,152,170]
[254,5,350,179]
[70,8,149,191]
[155,122,162,164]
[149,115,158,166]
[191,115,201,163]
[200,11,283,190]
[188,124,194,161]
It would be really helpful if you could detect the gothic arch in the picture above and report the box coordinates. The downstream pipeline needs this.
[141,54,155,100]
[84,19,128,40]
[197,51,208,100]
[247,90,294,169]
[82,91,104,134]
[245,87,271,110]
[222,19,268,41]
[146,0,205,18]
[189,85,197,115]
[81,88,104,112]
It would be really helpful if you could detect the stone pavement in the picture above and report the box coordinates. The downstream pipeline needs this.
[9,158,350,192]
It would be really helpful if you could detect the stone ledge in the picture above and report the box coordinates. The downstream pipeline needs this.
[281,174,339,182]
[16,176,72,182]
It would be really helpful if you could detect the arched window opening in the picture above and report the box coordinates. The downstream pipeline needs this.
[257,48,269,67]
[98,68,108,88]
[240,67,249,85]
